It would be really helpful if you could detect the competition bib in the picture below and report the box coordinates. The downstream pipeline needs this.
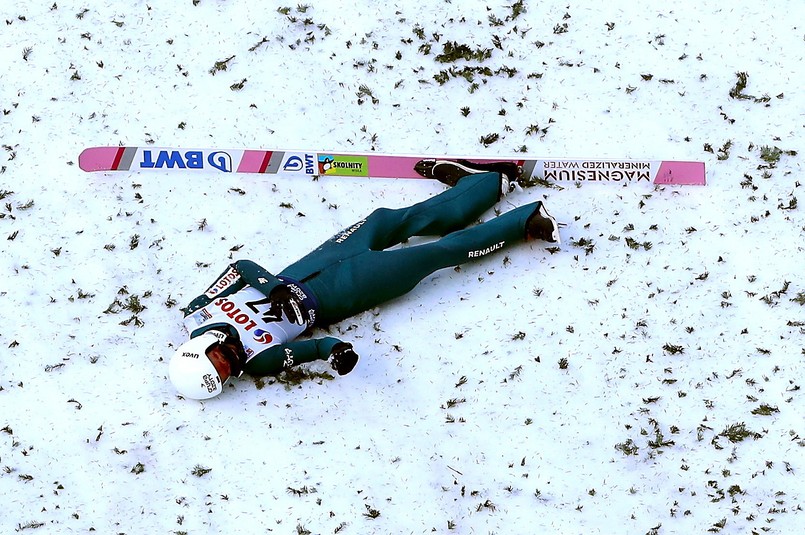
[184,286,306,362]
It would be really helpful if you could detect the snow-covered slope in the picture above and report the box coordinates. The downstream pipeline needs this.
[1,2,802,533]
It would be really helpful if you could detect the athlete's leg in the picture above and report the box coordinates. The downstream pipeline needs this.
[356,171,506,250]
[281,172,505,282]
[307,201,544,323]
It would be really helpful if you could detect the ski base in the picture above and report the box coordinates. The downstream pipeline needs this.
[79,147,705,185]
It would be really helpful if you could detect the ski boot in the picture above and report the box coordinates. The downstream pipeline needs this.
[525,202,561,244]
[414,159,522,188]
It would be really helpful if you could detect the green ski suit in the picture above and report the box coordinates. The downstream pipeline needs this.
[183,171,541,376]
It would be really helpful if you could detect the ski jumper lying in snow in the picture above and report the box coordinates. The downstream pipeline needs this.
[168,162,561,399]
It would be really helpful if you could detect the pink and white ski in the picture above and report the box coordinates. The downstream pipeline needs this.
[79,147,705,185]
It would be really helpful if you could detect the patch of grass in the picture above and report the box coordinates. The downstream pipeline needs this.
[209,55,236,75]
[760,145,782,165]
[275,368,334,389]
[759,280,790,306]
[363,504,381,518]
[356,84,379,105]
[711,422,762,449]
[508,0,526,20]
[615,438,639,456]
[191,465,212,477]
[479,133,499,146]
[728,71,750,100]
[229,78,247,91]
[750,404,779,416]
[287,485,317,496]
[625,237,653,250]
[716,140,733,160]
[570,237,595,255]
[435,41,492,63]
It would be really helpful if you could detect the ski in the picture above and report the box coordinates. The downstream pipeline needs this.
[78,146,706,185]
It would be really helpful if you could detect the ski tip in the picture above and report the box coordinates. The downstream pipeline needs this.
[654,161,706,185]
[79,146,123,172]
[78,149,90,171]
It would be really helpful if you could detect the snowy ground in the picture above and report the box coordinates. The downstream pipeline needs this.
[1,1,803,534]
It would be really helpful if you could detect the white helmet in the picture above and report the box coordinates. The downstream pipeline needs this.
[168,332,225,400]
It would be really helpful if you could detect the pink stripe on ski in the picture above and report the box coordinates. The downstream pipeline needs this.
[237,150,272,173]
[367,156,425,178]
[79,147,124,172]
[655,161,706,185]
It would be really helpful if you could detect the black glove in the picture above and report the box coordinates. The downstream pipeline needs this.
[328,342,359,376]
[268,285,310,326]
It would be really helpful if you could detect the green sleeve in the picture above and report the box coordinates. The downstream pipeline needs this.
[243,336,344,376]
[230,259,284,297]
[184,259,282,316]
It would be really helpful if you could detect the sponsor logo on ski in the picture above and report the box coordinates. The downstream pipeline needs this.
[139,150,233,172]
[542,161,651,182]
[282,153,316,174]
[318,155,369,176]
